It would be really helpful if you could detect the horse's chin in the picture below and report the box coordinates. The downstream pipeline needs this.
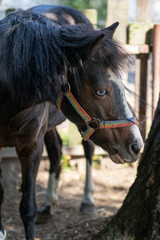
[109,153,126,164]
[109,153,137,164]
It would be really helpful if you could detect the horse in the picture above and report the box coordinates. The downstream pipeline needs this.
[0,8,143,240]
[25,5,96,219]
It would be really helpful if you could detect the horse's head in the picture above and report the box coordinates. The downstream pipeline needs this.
[78,66,143,164]
[59,22,143,164]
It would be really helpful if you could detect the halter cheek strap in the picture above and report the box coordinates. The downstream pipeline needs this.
[56,84,138,141]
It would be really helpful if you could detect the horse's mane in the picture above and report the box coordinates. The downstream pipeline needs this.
[0,10,128,107]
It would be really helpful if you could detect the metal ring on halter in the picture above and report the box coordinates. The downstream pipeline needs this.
[87,117,101,130]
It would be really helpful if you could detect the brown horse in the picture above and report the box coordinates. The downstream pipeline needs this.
[0,6,143,240]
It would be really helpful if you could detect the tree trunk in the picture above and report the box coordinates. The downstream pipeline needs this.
[93,98,160,240]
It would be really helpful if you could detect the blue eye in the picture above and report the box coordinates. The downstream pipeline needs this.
[96,90,107,96]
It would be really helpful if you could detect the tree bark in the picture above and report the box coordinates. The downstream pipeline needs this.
[93,98,160,240]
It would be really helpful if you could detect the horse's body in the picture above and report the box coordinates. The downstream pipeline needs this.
[0,5,143,240]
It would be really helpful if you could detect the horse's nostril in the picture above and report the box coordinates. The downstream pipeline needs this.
[131,143,141,156]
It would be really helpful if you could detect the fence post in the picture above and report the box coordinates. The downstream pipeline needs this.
[138,54,150,140]
[134,57,141,117]
[106,0,129,87]
[152,24,160,117]
[106,0,129,44]
[137,0,151,23]
[136,0,151,140]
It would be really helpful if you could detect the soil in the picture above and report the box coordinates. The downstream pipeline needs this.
[1,157,138,240]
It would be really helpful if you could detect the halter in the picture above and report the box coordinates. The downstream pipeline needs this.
[56,83,138,141]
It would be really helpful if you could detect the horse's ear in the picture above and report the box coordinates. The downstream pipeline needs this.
[88,22,119,58]
[102,22,119,37]
[89,33,105,56]
[77,33,105,61]
[77,23,119,60]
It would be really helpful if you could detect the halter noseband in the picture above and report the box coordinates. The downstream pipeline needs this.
[56,83,137,141]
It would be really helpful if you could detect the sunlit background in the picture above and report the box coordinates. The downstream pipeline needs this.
[0,0,160,23]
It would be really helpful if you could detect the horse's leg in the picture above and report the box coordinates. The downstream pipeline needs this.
[44,129,62,208]
[80,140,95,214]
[16,138,43,240]
[36,128,62,223]
[0,148,6,240]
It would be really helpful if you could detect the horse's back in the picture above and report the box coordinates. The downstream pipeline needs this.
[28,4,91,25]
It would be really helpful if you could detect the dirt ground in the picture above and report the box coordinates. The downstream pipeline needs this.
[1,156,138,240]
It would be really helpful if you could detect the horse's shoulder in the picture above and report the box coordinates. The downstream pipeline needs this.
[8,103,49,133]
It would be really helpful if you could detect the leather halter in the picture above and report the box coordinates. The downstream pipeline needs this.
[56,83,137,141]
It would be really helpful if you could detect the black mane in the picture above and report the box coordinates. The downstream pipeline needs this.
[0,10,128,107]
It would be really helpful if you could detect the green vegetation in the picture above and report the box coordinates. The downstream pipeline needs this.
[92,154,102,169]
[61,154,71,171]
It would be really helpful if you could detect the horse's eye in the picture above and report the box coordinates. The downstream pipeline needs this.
[96,90,107,96]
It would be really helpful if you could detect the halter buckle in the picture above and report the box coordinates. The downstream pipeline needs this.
[87,117,101,130]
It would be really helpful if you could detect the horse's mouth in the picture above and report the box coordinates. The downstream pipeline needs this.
[109,148,133,164]
[99,144,138,164]
[109,153,126,164]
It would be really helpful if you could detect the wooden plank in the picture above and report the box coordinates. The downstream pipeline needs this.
[125,44,150,54]
[128,23,153,45]
[2,146,107,160]
[106,0,129,43]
